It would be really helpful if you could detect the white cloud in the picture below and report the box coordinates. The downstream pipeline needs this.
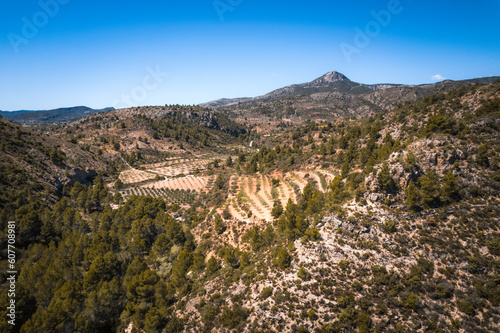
[431,74,447,81]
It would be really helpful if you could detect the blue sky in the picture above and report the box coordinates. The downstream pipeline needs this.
[0,0,499,110]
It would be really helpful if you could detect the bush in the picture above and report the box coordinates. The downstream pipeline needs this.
[222,208,232,220]
[206,257,220,275]
[402,293,419,311]
[338,260,349,271]
[487,237,500,256]
[457,299,475,316]
[274,247,292,269]
[214,215,226,235]
[417,257,434,276]
[271,200,283,218]
[261,287,273,299]
[219,305,249,329]
[308,309,318,321]
[304,228,321,241]
[357,313,372,333]
[114,179,124,190]
[383,220,397,233]
[298,266,311,281]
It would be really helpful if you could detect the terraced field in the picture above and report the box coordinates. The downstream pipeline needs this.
[142,175,215,192]
[118,163,334,220]
[222,170,331,223]
[143,158,218,177]
[118,155,224,184]
[120,187,197,204]
[119,169,158,184]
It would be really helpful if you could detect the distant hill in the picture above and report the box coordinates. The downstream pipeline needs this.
[0,106,114,124]
[200,71,500,123]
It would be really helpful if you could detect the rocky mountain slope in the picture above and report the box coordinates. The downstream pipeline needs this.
[184,79,500,332]
[0,77,498,333]
[201,71,500,125]
[49,105,251,167]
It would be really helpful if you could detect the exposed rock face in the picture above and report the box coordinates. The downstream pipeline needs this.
[365,151,422,195]
[408,137,466,176]
[365,137,468,200]
[157,110,247,136]
[66,168,97,187]
[309,71,348,86]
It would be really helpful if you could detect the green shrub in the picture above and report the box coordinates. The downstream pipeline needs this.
[383,220,397,233]
[271,200,283,218]
[487,237,500,256]
[219,305,249,329]
[304,228,321,241]
[206,257,220,275]
[402,293,419,311]
[308,309,318,321]
[457,299,475,316]
[274,247,292,269]
[338,260,349,271]
[298,266,311,281]
[261,286,273,299]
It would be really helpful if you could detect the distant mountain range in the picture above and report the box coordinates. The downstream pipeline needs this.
[0,106,114,124]
[199,71,500,121]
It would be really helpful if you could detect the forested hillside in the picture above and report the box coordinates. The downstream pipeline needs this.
[0,80,499,332]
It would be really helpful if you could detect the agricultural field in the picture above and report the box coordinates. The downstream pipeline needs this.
[117,154,221,204]
[143,157,219,177]
[119,174,216,204]
[118,154,224,184]
[142,175,215,192]
[118,168,158,184]
[222,170,333,223]
[120,187,198,205]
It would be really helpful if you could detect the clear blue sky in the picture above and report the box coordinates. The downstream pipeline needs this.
[1,0,499,110]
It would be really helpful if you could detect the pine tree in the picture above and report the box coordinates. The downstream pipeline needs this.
[477,144,489,167]
[214,215,226,234]
[377,162,396,193]
[271,200,283,218]
[206,257,220,275]
[420,170,440,208]
[441,170,459,203]
[171,250,193,288]
[341,161,350,178]
[404,151,417,170]
[274,247,291,269]
[406,180,420,212]
[240,251,250,267]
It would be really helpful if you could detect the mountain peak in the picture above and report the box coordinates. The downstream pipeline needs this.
[311,70,349,85]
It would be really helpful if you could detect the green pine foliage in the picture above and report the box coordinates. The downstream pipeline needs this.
[420,170,440,208]
[274,247,292,269]
[377,162,396,193]
[441,170,459,203]
[271,200,283,218]
[214,214,226,234]
[406,180,421,211]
